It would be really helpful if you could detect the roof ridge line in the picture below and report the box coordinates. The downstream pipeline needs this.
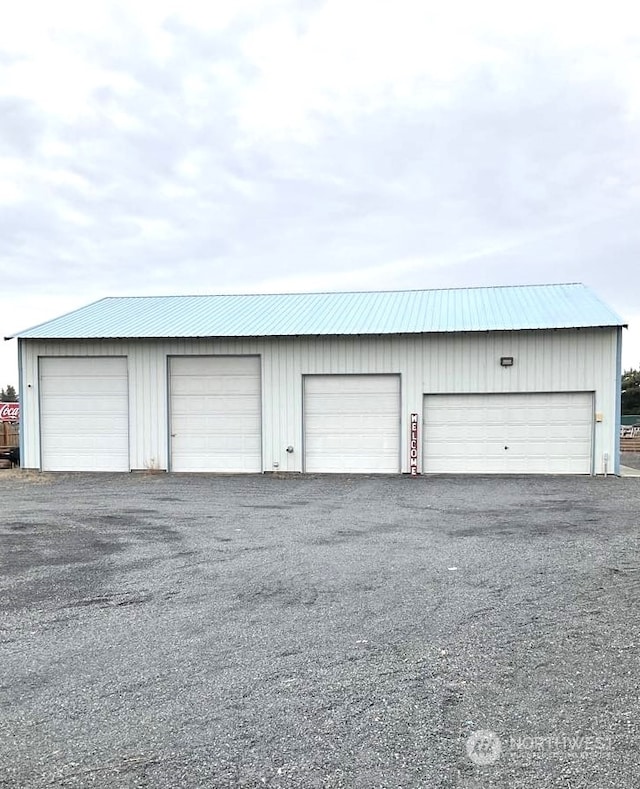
[100,282,586,300]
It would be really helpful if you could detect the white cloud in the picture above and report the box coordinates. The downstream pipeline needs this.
[1,0,640,385]
[624,321,640,368]
[235,0,640,139]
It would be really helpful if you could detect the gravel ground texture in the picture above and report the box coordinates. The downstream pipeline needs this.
[1,471,639,789]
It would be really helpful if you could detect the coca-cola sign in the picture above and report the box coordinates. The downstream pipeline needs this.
[0,402,19,422]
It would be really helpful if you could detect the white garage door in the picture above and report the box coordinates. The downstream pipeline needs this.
[40,357,129,472]
[304,375,400,473]
[170,356,261,472]
[423,392,593,474]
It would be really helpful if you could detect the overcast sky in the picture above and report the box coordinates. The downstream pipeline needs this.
[1,0,639,387]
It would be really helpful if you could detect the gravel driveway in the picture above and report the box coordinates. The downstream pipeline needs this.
[1,472,639,788]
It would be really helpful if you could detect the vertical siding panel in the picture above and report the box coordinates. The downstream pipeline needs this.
[286,339,298,472]
[264,339,277,471]
[21,341,40,468]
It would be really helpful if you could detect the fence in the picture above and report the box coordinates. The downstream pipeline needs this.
[621,425,640,438]
[621,424,640,452]
[1,422,19,449]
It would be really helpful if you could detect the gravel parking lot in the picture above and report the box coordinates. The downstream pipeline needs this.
[1,472,639,788]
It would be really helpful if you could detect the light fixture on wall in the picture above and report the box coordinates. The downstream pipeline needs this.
[500,356,514,367]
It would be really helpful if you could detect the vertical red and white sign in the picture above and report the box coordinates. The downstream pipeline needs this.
[409,413,419,476]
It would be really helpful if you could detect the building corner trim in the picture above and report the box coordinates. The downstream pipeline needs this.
[614,327,623,475]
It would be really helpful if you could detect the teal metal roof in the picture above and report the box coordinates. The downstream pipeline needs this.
[6,284,625,340]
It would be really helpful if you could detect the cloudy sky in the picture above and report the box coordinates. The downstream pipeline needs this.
[1,0,639,386]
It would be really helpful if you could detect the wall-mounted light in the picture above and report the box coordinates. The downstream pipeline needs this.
[500,356,514,367]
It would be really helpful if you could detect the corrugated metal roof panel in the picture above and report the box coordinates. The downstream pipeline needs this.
[6,283,625,340]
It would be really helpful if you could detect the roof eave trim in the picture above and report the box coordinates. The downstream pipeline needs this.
[11,323,626,341]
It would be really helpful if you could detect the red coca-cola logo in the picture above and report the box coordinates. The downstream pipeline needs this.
[0,402,19,422]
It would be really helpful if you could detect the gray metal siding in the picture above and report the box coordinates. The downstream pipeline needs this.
[19,328,619,474]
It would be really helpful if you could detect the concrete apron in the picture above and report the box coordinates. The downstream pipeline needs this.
[620,465,640,477]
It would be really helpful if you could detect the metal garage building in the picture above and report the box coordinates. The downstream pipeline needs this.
[7,283,625,475]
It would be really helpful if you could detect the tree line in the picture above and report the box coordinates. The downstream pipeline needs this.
[623,367,640,414]
[1,385,17,402]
